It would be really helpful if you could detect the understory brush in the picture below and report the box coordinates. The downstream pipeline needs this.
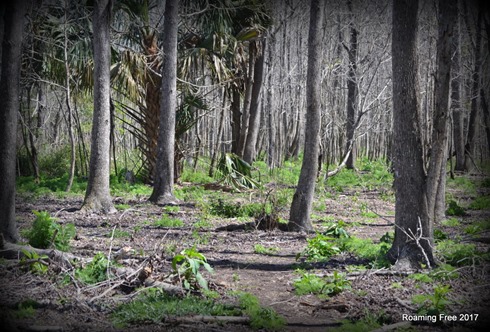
[293,270,351,298]
[22,210,76,251]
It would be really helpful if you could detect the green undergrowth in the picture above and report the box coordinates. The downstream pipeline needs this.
[293,270,351,298]
[112,289,285,331]
[22,210,75,252]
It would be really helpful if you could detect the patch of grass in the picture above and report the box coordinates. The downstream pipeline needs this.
[163,205,180,213]
[339,234,391,268]
[434,228,448,241]
[115,204,131,210]
[235,291,286,331]
[106,229,131,238]
[447,176,477,195]
[208,199,268,219]
[330,310,389,332]
[441,217,460,227]
[112,288,239,328]
[429,264,460,281]
[293,270,351,298]
[468,195,490,210]
[436,240,484,266]
[180,167,213,184]
[154,214,184,228]
[253,244,279,255]
[16,174,87,197]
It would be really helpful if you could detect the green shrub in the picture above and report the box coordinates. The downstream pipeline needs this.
[23,211,76,251]
[446,200,466,216]
[441,217,460,227]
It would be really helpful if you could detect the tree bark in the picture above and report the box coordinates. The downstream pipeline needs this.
[149,0,179,205]
[0,1,29,243]
[451,3,465,172]
[288,0,323,233]
[82,0,116,214]
[387,0,435,269]
[427,0,456,226]
[345,0,358,170]
[243,40,266,164]
[464,1,483,172]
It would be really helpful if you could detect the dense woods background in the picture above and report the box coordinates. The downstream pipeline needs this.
[10,0,488,185]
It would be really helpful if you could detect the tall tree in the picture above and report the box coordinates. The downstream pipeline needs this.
[451,2,465,172]
[81,0,116,214]
[344,0,358,170]
[427,0,457,225]
[0,1,30,243]
[149,0,179,204]
[387,0,435,269]
[288,0,323,232]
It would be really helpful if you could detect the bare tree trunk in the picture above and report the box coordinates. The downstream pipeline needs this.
[345,0,358,170]
[288,0,323,232]
[149,0,179,205]
[464,1,483,171]
[230,87,241,154]
[387,0,435,269]
[82,0,115,214]
[0,1,29,243]
[451,4,465,172]
[427,0,456,227]
[243,40,266,164]
[64,8,76,192]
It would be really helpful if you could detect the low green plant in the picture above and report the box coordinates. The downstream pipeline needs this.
[23,210,76,251]
[13,300,37,319]
[434,228,448,241]
[253,244,279,255]
[446,200,466,216]
[409,273,433,283]
[163,205,180,213]
[469,195,490,210]
[293,270,351,298]
[330,310,389,332]
[429,264,460,281]
[441,217,460,227]
[412,284,452,316]
[323,220,350,238]
[339,234,391,268]
[436,240,483,266]
[115,204,131,210]
[107,229,131,238]
[297,233,342,262]
[112,288,238,328]
[464,224,483,236]
[154,214,184,228]
[171,247,213,291]
[75,252,111,284]
[235,291,286,330]
[20,249,48,275]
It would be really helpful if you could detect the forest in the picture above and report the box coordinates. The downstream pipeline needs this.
[1,0,489,331]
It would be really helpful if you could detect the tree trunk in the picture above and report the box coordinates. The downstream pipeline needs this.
[82,0,115,214]
[451,4,465,172]
[64,9,76,192]
[230,87,241,154]
[345,0,358,170]
[427,0,456,226]
[464,1,483,171]
[243,40,266,164]
[0,1,29,243]
[149,0,179,205]
[288,0,323,233]
[387,0,435,269]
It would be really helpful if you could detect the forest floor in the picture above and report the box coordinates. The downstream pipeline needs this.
[1,174,490,332]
